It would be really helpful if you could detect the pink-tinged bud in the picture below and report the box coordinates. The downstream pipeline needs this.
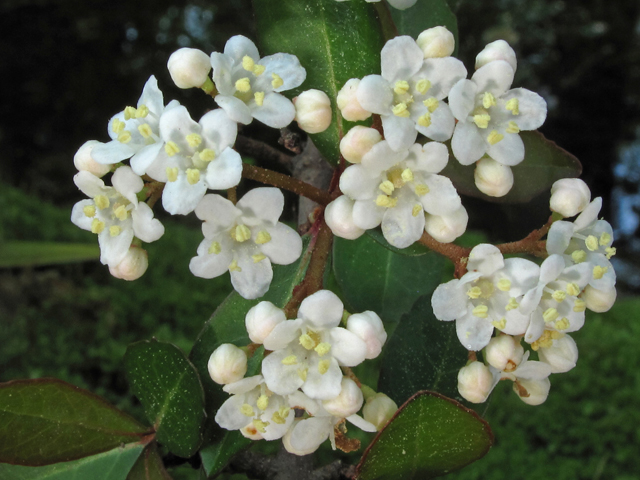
[325,196,365,240]
[294,89,332,134]
[245,301,286,344]
[514,378,550,405]
[239,424,263,440]
[109,246,148,281]
[207,343,247,385]
[363,393,398,430]
[424,206,468,243]
[458,361,495,403]
[582,284,617,313]
[550,178,591,218]
[167,48,212,89]
[322,377,363,418]
[340,126,382,164]
[337,78,371,122]
[538,334,578,373]
[475,40,517,72]
[347,311,387,359]
[74,140,111,177]
[474,158,514,197]
[417,26,455,58]
[484,335,524,372]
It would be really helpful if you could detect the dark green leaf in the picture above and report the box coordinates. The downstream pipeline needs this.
[253,0,385,164]
[0,241,99,267]
[390,0,459,57]
[366,229,431,256]
[0,379,149,466]
[124,341,205,459]
[357,391,493,480]
[441,131,583,204]
[126,444,172,480]
[333,234,444,328]
[378,294,467,404]
[0,444,144,480]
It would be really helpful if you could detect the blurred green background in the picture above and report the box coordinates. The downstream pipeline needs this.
[1,0,639,478]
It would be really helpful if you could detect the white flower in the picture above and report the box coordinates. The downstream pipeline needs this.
[424,206,468,243]
[457,361,498,403]
[167,48,212,89]
[71,167,164,267]
[582,284,617,313]
[260,290,370,400]
[337,79,371,122]
[475,40,517,72]
[339,126,382,164]
[108,245,148,281]
[337,140,461,249]
[346,311,387,359]
[484,334,524,372]
[74,140,111,177]
[216,375,294,441]
[416,26,455,59]
[550,178,591,218]
[321,377,363,418]
[536,333,578,373]
[324,196,366,240]
[449,45,546,166]
[91,76,179,174]
[362,393,398,430]
[144,106,241,215]
[245,301,286,344]
[208,344,248,385]
[474,157,514,197]
[355,35,467,151]
[294,89,332,134]
[189,188,303,300]
[513,377,551,406]
[210,35,306,128]
[432,244,540,351]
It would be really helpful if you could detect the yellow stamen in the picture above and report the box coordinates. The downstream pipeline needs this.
[505,98,520,115]
[472,304,489,318]
[566,283,580,296]
[593,265,608,279]
[297,368,308,381]
[552,290,566,302]
[138,124,153,139]
[254,91,265,106]
[600,232,612,246]
[199,148,216,162]
[318,359,331,375]
[208,242,221,254]
[585,235,599,251]
[497,279,511,292]
[272,406,290,424]
[379,181,394,195]
[235,77,251,93]
[91,218,105,234]
[281,355,298,366]
[467,286,482,299]
[124,106,137,120]
[573,299,586,312]
[83,205,96,218]
[299,333,316,350]
[505,297,519,311]
[252,253,267,263]
[186,133,202,148]
[492,318,507,330]
[240,404,254,417]
[94,195,110,210]
[473,114,491,129]
[412,204,422,217]
[417,113,432,127]
[314,342,331,356]
[482,92,497,109]
[242,55,255,71]
[252,419,268,433]
[555,318,570,330]
[543,308,559,323]
[571,250,587,263]
[506,121,520,134]
[186,168,201,185]
[255,230,272,245]
[392,103,410,117]
[232,224,251,243]
[415,184,430,196]
[166,167,179,182]
[117,131,132,144]
[136,104,149,118]
[256,394,269,411]
[229,259,242,272]
[394,80,410,95]
[109,225,121,237]
[114,205,128,221]
[423,97,439,113]
[165,141,180,157]
[375,195,397,208]
[271,73,284,89]
[401,168,414,183]
[605,247,616,259]
[253,64,266,76]
[487,130,504,145]
[415,79,431,94]
[112,118,125,134]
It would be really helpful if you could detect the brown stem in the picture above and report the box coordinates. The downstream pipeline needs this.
[145,182,164,209]
[242,164,333,206]
[235,135,293,168]
[418,231,470,262]
[373,2,398,41]
[227,187,237,205]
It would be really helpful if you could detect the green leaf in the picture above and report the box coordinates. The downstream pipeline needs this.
[126,444,172,480]
[124,341,206,459]
[332,235,444,328]
[390,0,459,56]
[356,391,493,480]
[0,241,99,267]
[441,131,583,203]
[366,229,431,256]
[0,379,149,466]
[378,294,467,404]
[0,444,144,480]
[253,0,385,164]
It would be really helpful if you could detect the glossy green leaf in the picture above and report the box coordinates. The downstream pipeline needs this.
[0,379,149,466]
[441,131,583,203]
[126,444,172,480]
[253,0,384,164]
[390,0,459,56]
[333,234,444,328]
[0,445,143,480]
[124,341,205,459]
[0,241,99,267]
[378,294,467,404]
[357,391,493,480]
[366,229,431,256]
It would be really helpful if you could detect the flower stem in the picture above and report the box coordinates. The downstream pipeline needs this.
[235,135,293,168]
[242,164,333,205]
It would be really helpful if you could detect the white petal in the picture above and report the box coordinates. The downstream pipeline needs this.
[189,244,233,279]
[352,199,384,229]
[415,57,468,100]
[540,254,565,283]
[356,75,393,115]
[131,203,164,243]
[346,414,378,432]
[200,108,238,151]
[325,196,366,240]
[205,148,243,190]
[260,223,303,265]
[471,60,514,97]
[262,319,304,351]
[74,171,106,198]
[514,360,551,380]
[159,105,200,145]
[519,285,544,316]
[421,174,461,216]
[215,95,253,125]
[448,79,477,121]
[162,173,208,215]
[409,141,449,174]
[486,132,525,166]
[223,375,264,394]
[361,141,409,176]
[381,114,418,152]
[467,244,504,275]
[303,356,343,400]
[381,197,425,249]
[236,187,284,225]
[502,258,540,296]
[91,140,136,165]
[112,166,143,203]
[215,394,252,431]
[503,88,547,131]
[574,197,602,231]
[414,102,455,142]
[339,165,379,200]
[139,76,164,115]
[71,200,96,231]
[210,53,236,96]
[524,311,545,344]
[455,312,494,351]
[298,290,344,328]
[230,252,273,299]
[262,349,305,395]
[99,228,134,267]
[432,279,467,321]
[329,327,368,366]
[130,143,164,176]
[546,221,574,255]
[381,36,424,82]
[224,35,260,63]
[287,417,331,453]
[251,92,296,128]
[451,122,486,165]
[258,53,306,92]
[195,193,241,226]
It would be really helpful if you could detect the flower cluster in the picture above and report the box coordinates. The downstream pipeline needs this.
[209,290,397,455]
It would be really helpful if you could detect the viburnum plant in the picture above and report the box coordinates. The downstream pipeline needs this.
[0,1,618,479]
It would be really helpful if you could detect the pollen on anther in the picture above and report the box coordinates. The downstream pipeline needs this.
[136,104,149,118]
[415,79,431,95]
[571,250,587,263]
[138,124,153,139]
[318,359,331,375]
[117,131,132,144]
[242,55,255,72]
[94,195,110,210]
[394,80,410,95]
[229,259,242,272]
[281,355,298,365]
[271,73,284,89]
[497,279,511,292]
[254,91,265,106]
[252,254,267,263]
[379,181,394,195]
[423,97,439,113]
[166,167,179,182]
[487,130,504,145]
[186,133,202,148]
[506,121,520,134]
[392,103,410,118]
[473,114,491,129]
[83,205,96,218]
[165,141,180,157]
[186,168,201,185]
[91,218,105,234]
[109,225,122,237]
[472,304,489,318]
[255,230,272,245]
[208,242,221,254]
[235,77,251,93]
[200,149,216,162]
[482,92,497,109]
[418,113,431,127]
[412,204,422,217]
[415,184,430,196]
[585,235,599,251]
[505,98,520,115]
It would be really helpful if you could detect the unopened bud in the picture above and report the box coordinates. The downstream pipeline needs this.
[325,196,365,240]
[239,424,263,440]
[167,48,212,89]
[582,284,617,313]
[424,205,468,243]
[340,126,382,164]
[246,301,286,344]
[207,343,247,385]
[109,246,148,281]
[416,26,455,58]
[537,334,578,373]
[513,378,550,405]
[474,157,514,197]
[337,78,371,121]
[347,311,387,359]
[74,141,111,177]
[550,178,591,218]
[458,361,495,403]
[475,40,517,72]
[283,419,324,456]
[322,377,363,418]
[484,335,524,372]
[294,89,332,134]
[362,393,398,430]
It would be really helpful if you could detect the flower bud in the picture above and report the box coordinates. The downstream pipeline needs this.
[245,301,286,344]
[474,158,514,197]
[416,26,455,58]
[337,78,371,121]
[283,419,325,456]
[207,343,247,385]
[293,89,332,134]
[458,361,495,403]
[167,48,212,89]
[513,378,550,405]
[340,126,382,164]
[424,206,468,243]
[239,424,263,441]
[537,334,578,373]
[347,311,387,359]
[363,393,398,430]
[74,140,111,177]
[549,178,591,218]
[325,196,365,240]
[322,377,363,418]
[109,246,148,281]
[475,40,517,72]
[484,335,524,372]
[582,284,617,313]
